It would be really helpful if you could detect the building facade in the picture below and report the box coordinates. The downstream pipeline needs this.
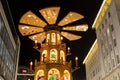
[0,0,20,80]
[83,40,103,80]
[83,0,120,80]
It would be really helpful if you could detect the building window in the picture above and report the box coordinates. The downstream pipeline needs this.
[116,55,120,64]
[118,72,120,79]
[102,24,104,29]
[93,71,95,77]
[113,39,117,47]
[0,13,3,32]
[105,18,107,24]
[108,12,111,18]
[110,24,114,32]
[107,28,110,36]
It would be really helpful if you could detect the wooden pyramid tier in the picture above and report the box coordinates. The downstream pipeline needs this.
[34,30,72,80]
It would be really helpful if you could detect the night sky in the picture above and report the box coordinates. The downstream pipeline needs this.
[7,0,103,79]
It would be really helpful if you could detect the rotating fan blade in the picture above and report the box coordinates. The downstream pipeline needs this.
[61,31,82,41]
[62,24,88,31]
[18,25,44,36]
[29,32,46,43]
[20,11,47,27]
[39,7,60,25]
[58,12,84,26]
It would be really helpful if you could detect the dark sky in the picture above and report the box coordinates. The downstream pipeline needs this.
[7,0,103,79]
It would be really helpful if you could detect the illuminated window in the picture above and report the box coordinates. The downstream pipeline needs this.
[63,70,70,80]
[46,34,50,43]
[57,34,60,44]
[50,49,57,61]
[41,50,47,62]
[51,33,56,45]
[48,68,60,80]
[60,50,65,62]
[35,70,44,80]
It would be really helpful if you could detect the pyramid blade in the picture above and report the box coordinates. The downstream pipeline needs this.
[61,31,82,41]
[29,32,46,43]
[20,11,47,27]
[58,12,84,26]
[39,7,60,25]
[62,24,88,31]
[18,25,44,36]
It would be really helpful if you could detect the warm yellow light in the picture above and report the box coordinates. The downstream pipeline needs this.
[29,32,46,43]
[32,35,37,39]
[75,56,78,60]
[30,61,33,65]
[68,47,70,50]
[35,40,37,43]
[21,26,29,29]
[20,11,47,27]
[58,12,84,26]
[61,31,82,40]
[63,24,88,31]
[61,36,63,40]
[39,7,60,24]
